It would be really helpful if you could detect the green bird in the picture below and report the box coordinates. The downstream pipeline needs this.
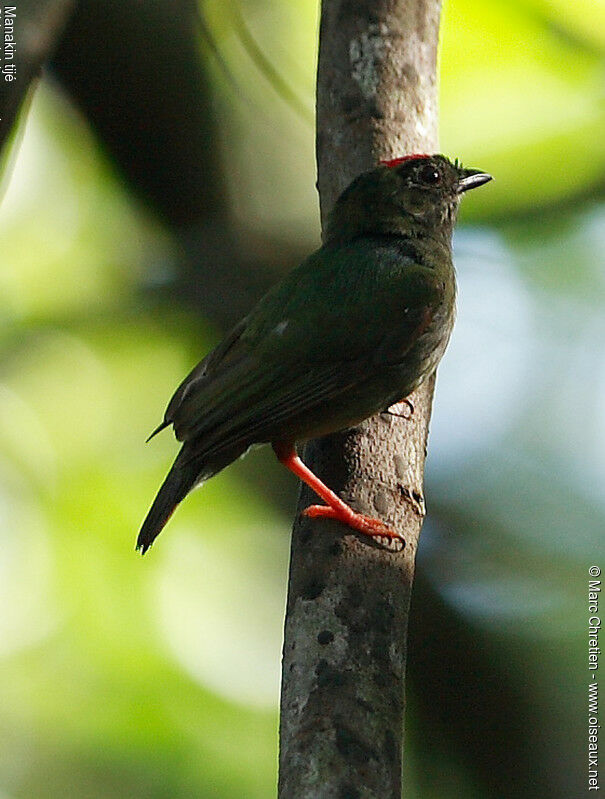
[138,154,491,554]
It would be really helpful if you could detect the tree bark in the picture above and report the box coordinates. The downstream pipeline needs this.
[278,2,441,797]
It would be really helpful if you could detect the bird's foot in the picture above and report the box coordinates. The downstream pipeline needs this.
[302,504,405,552]
[273,444,405,552]
[398,485,426,517]
[382,398,414,420]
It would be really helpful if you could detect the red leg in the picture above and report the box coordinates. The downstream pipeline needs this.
[272,443,404,552]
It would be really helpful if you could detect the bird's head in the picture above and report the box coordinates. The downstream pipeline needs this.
[325,154,492,244]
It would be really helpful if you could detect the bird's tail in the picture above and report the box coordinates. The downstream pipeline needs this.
[136,442,248,554]
[136,464,194,554]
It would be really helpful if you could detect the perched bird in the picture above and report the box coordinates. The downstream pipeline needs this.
[138,154,491,554]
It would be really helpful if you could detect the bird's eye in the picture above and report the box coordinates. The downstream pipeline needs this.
[419,165,441,185]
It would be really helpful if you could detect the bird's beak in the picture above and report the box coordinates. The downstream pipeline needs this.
[457,169,493,194]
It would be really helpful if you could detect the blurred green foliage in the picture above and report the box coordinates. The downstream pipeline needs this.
[0,1,603,797]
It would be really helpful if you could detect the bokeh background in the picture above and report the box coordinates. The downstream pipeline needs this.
[0,1,604,797]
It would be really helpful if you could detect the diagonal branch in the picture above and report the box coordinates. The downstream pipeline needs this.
[278,1,442,796]
[0,0,75,153]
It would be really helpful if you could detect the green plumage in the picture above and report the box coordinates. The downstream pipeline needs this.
[138,155,491,552]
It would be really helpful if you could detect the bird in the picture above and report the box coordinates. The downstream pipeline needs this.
[137,154,492,554]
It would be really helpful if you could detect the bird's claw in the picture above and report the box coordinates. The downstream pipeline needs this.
[302,505,405,552]
[383,399,414,420]
[398,486,426,517]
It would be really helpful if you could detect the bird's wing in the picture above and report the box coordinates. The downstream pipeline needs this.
[164,317,249,423]
[175,363,360,465]
[170,345,359,450]
[161,239,441,452]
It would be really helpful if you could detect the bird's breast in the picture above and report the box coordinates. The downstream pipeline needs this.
[398,285,456,394]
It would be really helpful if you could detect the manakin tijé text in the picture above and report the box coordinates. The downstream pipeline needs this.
[138,155,492,554]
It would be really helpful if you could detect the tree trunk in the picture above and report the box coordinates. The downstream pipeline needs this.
[278,1,442,797]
